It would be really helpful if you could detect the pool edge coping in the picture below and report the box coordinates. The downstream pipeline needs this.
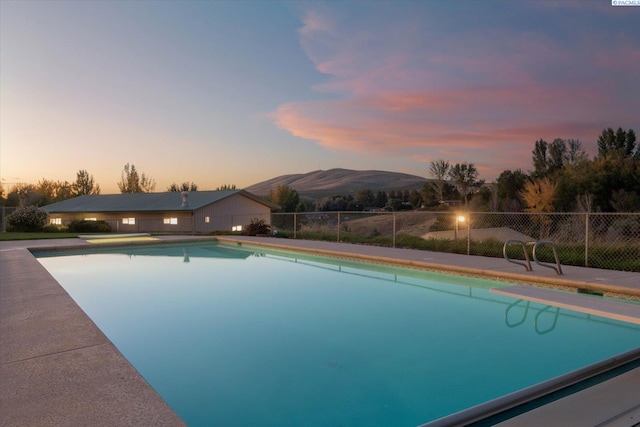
[213,236,640,299]
[0,241,188,426]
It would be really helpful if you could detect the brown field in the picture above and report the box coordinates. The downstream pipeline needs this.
[339,211,438,237]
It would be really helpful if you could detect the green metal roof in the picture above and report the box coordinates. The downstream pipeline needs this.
[42,190,279,213]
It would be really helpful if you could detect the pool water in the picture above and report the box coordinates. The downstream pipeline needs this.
[35,242,640,426]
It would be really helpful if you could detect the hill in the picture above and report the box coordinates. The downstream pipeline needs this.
[245,168,428,197]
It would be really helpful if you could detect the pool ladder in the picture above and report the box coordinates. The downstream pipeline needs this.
[503,239,563,275]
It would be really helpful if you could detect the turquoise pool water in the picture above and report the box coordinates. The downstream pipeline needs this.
[35,242,640,426]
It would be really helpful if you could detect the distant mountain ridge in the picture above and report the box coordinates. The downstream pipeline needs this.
[245,168,428,197]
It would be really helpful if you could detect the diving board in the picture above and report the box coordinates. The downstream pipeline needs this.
[491,285,640,325]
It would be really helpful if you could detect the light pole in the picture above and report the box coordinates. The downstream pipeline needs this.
[455,214,465,239]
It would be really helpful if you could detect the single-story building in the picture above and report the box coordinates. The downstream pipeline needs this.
[42,190,279,233]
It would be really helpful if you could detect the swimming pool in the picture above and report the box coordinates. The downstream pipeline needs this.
[35,242,640,426]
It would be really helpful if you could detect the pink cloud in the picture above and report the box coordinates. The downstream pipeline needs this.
[273,4,639,179]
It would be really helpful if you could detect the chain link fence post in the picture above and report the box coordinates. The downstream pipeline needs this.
[392,212,396,248]
[467,212,471,255]
[585,212,589,267]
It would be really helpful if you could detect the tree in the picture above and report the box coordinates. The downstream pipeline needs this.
[428,159,450,202]
[565,139,588,165]
[610,190,640,213]
[547,138,567,175]
[36,179,73,205]
[354,189,376,209]
[588,128,640,211]
[597,127,637,159]
[117,163,156,193]
[267,185,300,212]
[316,195,356,211]
[554,158,598,212]
[630,129,639,160]
[448,162,481,205]
[6,183,39,207]
[520,178,556,213]
[168,182,198,192]
[408,189,423,209]
[531,139,548,178]
[374,191,388,208]
[72,170,101,196]
[216,184,237,190]
[520,177,557,238]
[420,182,439,207]
[496,169,527,211]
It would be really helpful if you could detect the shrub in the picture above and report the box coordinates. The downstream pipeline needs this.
[243,218,271,236]
[429,213,453,232]
[6,206,48,232]
[68,220,111,233]
[42,224,70,233]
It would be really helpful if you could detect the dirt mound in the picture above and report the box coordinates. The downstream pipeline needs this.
[341,212,438,237]
[423,227,534,242]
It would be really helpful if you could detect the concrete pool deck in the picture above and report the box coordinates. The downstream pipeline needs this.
[1,235,639,426]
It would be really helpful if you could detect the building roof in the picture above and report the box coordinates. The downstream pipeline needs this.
[42,190,279,213]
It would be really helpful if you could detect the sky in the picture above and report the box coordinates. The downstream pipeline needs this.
[1,0,639,194]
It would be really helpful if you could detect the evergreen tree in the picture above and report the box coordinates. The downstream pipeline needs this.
[168,182,198,192]
[117,163,156,193]
[72,170,101,196]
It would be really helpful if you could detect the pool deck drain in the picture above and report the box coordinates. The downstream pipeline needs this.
[1,235,639,426]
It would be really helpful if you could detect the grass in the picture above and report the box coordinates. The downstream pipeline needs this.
[3,229,638,272]
[0,232,81,241]
[275,230,640,272]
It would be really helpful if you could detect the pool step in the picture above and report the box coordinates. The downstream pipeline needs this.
[491,285,640,325]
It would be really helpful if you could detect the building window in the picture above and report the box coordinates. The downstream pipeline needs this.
[50,218,62,225]
[232,225,243,232]
[164,217,178,225]
[122,218,136,225]
[85,218,97,221]
[205,216,210,223]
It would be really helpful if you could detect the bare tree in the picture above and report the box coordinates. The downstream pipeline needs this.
[448,162,480,206]
[576,192,593,213]
[428,159,450,202]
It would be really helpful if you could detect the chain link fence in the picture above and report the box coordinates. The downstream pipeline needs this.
[1,206,17,232]
[271,211,640,272]
[3,206,638,272]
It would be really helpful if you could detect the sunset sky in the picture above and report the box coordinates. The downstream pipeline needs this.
[1,0,639,194]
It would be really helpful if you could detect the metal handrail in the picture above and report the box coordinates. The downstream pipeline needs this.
[533,240,563,275]
[503,239,532,271]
